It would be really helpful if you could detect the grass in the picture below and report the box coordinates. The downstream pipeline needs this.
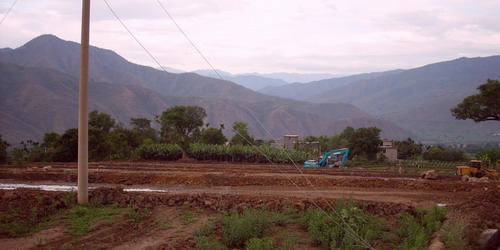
[280,232,300,250]
[195,220,216,237]
[126,205,152,223]
[196,236,227,250]
[442,217,472,250]
[222,209,268,247]
[399,205,447,250]
[245,237,275,250]
[303,198,377,249]
[0,201,58,237]
[182,210,200,225]
[66,205,121,235]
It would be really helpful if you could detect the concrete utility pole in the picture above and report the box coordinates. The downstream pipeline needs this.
[78,0,90,205]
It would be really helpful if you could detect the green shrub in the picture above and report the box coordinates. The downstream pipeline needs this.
[304,199,375,249]
[185,143,308,164]
[196,236,227,250]
[245,237,275,250]
[442,217,471,250]
[399,205,447,250]
[195,221,216,237]
[222,210,268,247]
[137,143,182,161]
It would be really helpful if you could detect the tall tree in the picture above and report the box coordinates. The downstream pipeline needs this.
[230,121,254,145]
[0,134,10,164]
[129,118,157,145]
[159,106,207,146]
[89,110,116,132]
[451,79,500,122]
[348,127,382,161]
[200,127,227,145]
[394,138,422,160]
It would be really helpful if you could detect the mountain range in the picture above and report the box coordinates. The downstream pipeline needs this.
[261,56,500,142]
[0,34,409,144]
[160,68,341,91]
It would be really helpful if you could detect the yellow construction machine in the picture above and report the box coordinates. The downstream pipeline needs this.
[456,160,499,180]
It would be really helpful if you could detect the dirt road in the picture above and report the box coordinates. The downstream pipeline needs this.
[0,161,498,249]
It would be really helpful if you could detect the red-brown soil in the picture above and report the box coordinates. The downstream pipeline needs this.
[0,161,498,249]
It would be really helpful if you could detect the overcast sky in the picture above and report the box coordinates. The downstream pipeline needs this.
[1,0,500,75]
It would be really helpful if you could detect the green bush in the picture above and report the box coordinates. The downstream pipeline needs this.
[185,143,308,164]
[303,199,375,249]
[399,205,447,250]
[137,143,182,161]
[196,236,227,250]
[245,237,275,250]
[222,210,268,247]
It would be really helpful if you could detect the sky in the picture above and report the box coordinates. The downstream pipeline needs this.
[1,0,500,75]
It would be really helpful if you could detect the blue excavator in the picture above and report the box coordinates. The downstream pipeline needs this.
[304,148,350,168]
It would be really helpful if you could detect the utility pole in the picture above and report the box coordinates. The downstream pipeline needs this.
[78,0,90,205]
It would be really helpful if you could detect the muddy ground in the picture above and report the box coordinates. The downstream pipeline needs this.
[0,161,499,249]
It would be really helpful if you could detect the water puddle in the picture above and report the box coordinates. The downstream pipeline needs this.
[0,183,171,193]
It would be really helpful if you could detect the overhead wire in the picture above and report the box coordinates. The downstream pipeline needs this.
[155,1,372,248]
[0,0,18,25]
[103,1,372,248]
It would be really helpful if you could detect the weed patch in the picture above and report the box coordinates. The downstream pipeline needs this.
[196,236,227,250]
[195,220,216,237]
[303,198,376,249]
[66,205,121,235]
[222,209,268,247]
[399,205,447,250]
[442,217,472,250]
[0,201,57,237]
[245,237,275,250]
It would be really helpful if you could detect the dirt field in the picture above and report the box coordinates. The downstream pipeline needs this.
[0,160,499,249]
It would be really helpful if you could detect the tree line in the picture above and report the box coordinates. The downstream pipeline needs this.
[1,104,499,165]
[0,105,263,164]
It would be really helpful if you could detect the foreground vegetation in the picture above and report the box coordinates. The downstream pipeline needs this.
[0,193,469,249]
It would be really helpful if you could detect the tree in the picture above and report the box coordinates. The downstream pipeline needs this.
[130,118,157,146]
[348,127,382,161]
[52,128,78,162]
[159,106,207,146]
[230,121,254,145]
[89,110,116,132]
[451,79,500,122]
[200,128,227,145]
[423,146,467,162]
[394,138,422,159]
[328,126,354,150]
[0,134,10,164]
[131,118,152,130]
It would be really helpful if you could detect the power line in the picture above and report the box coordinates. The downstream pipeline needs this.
[0,0,18,25]
[104,1,372,248]
[156,0,223,81]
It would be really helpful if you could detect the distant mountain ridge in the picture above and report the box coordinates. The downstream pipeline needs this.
[258,70,404,100]
[0,35,410,143]
[308,56,500,142]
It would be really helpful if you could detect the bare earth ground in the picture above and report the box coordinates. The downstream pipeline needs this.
[0,160,499,249]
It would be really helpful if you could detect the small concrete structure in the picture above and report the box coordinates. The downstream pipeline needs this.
[271,135,299,149]
[380,139,398,161]
[283,135,299,150]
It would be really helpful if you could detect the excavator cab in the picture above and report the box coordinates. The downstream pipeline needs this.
[468,160,482,169]
[456,160,499,180]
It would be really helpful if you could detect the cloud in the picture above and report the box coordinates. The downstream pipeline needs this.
[1,0,499,74]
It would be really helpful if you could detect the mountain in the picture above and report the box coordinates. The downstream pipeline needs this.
[258,70,404,100]
[309,56,500,142]
[0,35,407,129]
[0,62,408,144]
[191,70,289,91]
[0,35,410,143]
[256,72,342,83]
